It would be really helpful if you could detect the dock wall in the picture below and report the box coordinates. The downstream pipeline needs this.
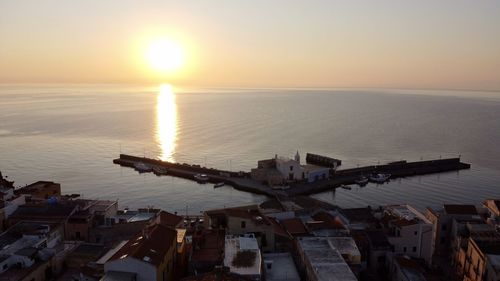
[113,154,471,198]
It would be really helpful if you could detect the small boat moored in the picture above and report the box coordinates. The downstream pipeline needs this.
[355,176,369,186]
[369,173,391,183]
[340,184,352,190]
[134,162,152,173]
[214,182,225,188]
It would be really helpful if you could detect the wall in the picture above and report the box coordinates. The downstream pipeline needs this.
[227,216,275,252]
[305,168,329,183]
[157,240,176,281]
[463,239,486,281]
[387,223,433,265]
[276,159,303,182]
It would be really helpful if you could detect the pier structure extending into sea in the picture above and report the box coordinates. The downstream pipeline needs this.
[113,154,471,198]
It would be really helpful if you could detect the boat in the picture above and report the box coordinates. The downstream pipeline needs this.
[340,185,352,190]
[355,176,369,186]
[194,173,209,182]
[369,173,391,183]
[214,182,225,188]
[134,162,152,173]
[152,166,168,175]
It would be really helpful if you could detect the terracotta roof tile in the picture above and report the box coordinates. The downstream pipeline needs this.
[158,211,183,228]
[109,224,176,267]
[309,211,346,230]
[280,218,308,235]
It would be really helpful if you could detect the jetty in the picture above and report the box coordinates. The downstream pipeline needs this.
[113,154,470,198]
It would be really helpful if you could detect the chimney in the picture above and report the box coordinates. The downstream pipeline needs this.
[265,260,273,271]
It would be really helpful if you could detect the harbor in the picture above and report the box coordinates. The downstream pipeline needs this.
[113,153,471,198]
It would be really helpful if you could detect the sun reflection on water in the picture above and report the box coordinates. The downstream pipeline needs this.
[156,84,177,161]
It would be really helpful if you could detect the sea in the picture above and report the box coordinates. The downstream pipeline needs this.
[1,84,500,214]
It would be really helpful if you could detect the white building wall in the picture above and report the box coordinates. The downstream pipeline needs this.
[305,168,329,183]
[388,223,433,265]
[226,216,275,252]
[276,159,303,181]
[105,257,156,281]
[5,195,26,217]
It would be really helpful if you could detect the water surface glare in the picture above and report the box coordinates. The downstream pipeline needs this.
[1,85,500,213]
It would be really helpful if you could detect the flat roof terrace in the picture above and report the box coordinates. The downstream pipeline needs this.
[298,237,357,281]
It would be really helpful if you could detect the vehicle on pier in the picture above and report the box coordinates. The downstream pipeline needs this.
[153,166,168,175]
[194,173,209,183]
[369,173,391,183]
[134,162,152,173]
[271,185,290,190]
[340,185,352,190]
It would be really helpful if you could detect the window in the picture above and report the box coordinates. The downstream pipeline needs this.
[241,221,246,228]
[414,231,418,235]
[3,264,7,270]
[290,166,293,171]
[413,247,417,252]
[442,224,447,231]
[76,232,81,239]
[377,256,386,263]
[403,247,407,253]
[440,237,446,244]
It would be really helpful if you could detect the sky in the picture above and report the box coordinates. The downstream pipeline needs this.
[1,0,499,90]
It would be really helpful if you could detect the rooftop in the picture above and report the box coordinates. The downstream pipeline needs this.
[443,204,478,215]
[96,240,128,265]
[101,270,137,281]
[303,164,329,172]
[191,229,225,264]
[395,257,426,281]
[88,200,117,213]
[385,204,431,225]
[181,268,253,281]
[109,224,176,267]
[224,236,261,277]
[326,237,361,261]
[128,212,156,222]
[309,211,346,230]
[297,237,357,281]
[340,207,376,223]
[15,181,60,195]
[0,221,60,255]
[280,218,308,235]
[157,210,183,228]
[206,205,271,226]
[9,202,78,220]
[263,252,300,281]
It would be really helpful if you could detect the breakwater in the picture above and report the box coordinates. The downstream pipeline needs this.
[113,154,470,198]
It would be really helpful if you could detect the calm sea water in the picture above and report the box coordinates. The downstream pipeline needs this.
[1,84,500,213]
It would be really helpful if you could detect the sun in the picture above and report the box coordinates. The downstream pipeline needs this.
[147,38,185,72]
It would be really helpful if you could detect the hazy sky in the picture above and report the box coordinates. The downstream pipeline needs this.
[1,0,499,90]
